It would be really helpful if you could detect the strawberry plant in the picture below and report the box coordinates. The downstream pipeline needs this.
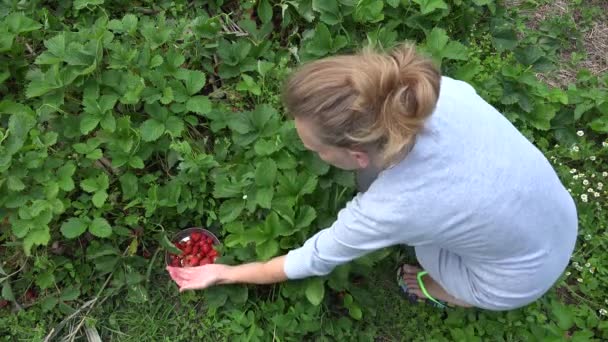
[1,0,607,340]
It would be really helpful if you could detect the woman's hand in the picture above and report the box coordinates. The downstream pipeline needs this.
[166,264,229,292]
[166,255,288,292]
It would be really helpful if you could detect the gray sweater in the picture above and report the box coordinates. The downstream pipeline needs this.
[283,77,577,305]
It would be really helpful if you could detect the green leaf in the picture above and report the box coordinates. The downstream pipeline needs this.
[255,159,277,187]
[0,101,36,155]
[36,271,55,289]
[92,191,108,208]
[73,0,104,10]
[119,173,138,199]
[413,0,448,14]
[7,176,25,191]
[60,286,80,301]
[258,0,273,24]
[186,96,212,115]
[255,187,274,209]
[348,304,363,320]
[23,228,51,256]
[442,41,468,60]
[6,14,42,34]
[158,233,182,254]
[140,119,165,142]
[80,114,101,134]
[551,301,574,330]
[251,104,277,130]
[89,217,112,238]
[61,218,88,239]
[165,116,184,137]
[426,27,449,53]
[255,239,279,261]
[176,69,206,95]
[121,14,138,34]
[354,0,384,23]
[312,0,341,25]
[526,103,556,130]
[254,139,279,156]
[41,296,59,312]
[305,23,332,57]
[296,206,316,229]
[2,282,15,301]
[81,178,99,192]
[219,199,245,223]
[589,116,608,133]
[305,278,325,305]
[129,156,145,169]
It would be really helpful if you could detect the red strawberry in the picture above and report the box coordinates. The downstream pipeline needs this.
[25,289,37,301]
[201,244,211,254]
[209,249,218,257]
[191,232,201,242]
[184,245,193,255]
[207,236,213,243]
[190,256,200,266]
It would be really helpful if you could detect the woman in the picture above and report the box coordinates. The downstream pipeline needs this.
[167,45,578,311]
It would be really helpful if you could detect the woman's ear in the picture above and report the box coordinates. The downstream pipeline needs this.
[348,150,370,169]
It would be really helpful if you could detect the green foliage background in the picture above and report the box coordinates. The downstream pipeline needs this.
[1,0,607,340]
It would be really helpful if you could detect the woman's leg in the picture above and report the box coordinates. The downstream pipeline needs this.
[400,246,474,308]
[400,264,473,307]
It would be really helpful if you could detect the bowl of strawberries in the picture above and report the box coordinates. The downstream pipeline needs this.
[165,227,220,268]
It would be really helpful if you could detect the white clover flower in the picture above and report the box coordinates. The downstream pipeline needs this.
[583,180,590,186]
[594,192,600,198]
[574,175,579,180]
[577,130,584,136]
[571,145,580,152]
[590,156,596,161]
[603,172,608,177]
[585,263,591,268]
[590,268,595,274]
[598,183,604,190]
[581,194,588,202]
[565,271,571,276]
[605,299,608,305]
[570,168,577,174]
[585,234,592,241]
[603,142,608,148]
[577,278,583,283]
[242,194,248,200]
[588,188,594,193]
[573,261,580,267]
[600,308,607,316]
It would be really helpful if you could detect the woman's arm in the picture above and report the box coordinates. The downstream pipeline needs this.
[167,255,287,292]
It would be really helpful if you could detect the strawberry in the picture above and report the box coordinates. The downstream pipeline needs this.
[201,244,211,254]
[190,256,200,266]
[208,249,218,257]
[191,232,201,242]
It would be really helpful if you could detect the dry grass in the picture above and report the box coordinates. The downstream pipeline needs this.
[505,0,608,87]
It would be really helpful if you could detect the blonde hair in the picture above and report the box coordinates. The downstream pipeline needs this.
[283,44,441,168]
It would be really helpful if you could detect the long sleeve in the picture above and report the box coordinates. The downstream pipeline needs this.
[283,185,433,279]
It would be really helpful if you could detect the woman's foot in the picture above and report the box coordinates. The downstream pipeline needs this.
[400,264,473,308]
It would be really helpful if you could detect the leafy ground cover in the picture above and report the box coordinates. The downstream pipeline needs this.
[1,0,607,340]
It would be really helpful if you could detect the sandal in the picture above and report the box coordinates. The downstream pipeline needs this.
[396,266,447,309]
